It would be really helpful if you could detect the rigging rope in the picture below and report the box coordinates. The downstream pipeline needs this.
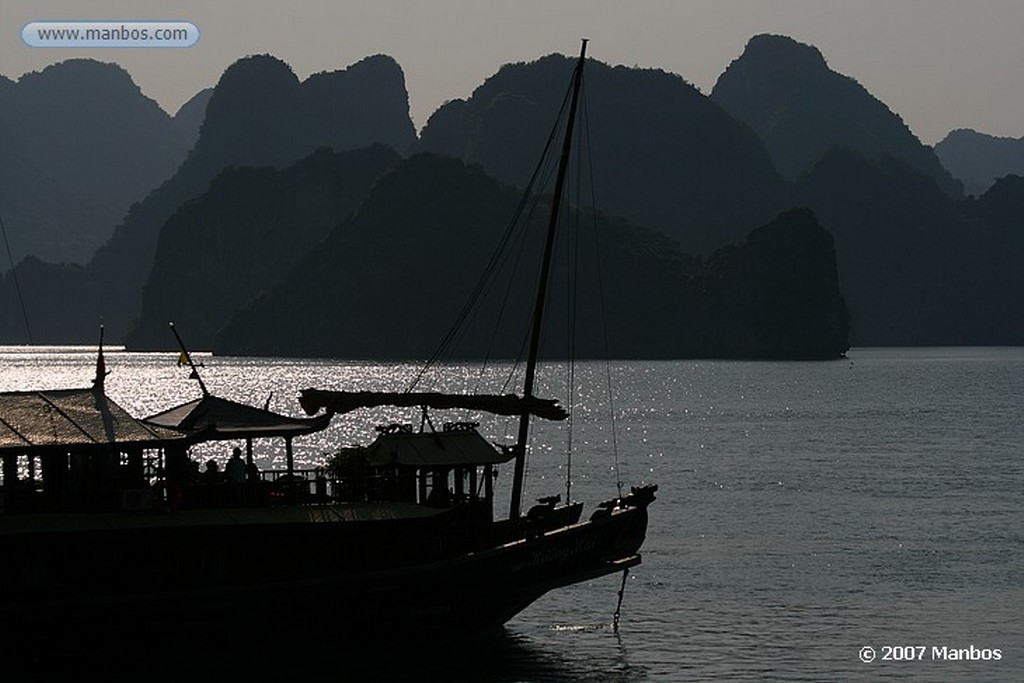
[563,78,588,505]
[408,82,574,394]
[581,86,624,499]
[405,59,627,511]
[0,207,33,343]
[403,76,577,515]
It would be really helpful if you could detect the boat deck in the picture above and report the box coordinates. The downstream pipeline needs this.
[0,500,443,534]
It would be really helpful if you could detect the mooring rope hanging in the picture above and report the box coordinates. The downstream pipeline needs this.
[613,566,629,631]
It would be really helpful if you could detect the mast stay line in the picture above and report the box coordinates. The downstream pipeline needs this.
[510,38,589,519]
[0,207,33,343]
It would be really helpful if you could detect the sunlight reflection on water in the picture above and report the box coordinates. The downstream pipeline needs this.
[3,347,1023,681]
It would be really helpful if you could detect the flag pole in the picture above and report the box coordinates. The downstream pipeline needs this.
[92,324,109,391]
[169,322,209,396]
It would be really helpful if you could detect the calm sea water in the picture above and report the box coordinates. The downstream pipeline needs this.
[3,346,1022,681]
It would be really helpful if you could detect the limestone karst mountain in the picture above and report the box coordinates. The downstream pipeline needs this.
[711,34,962,197]
[3,39,1020,352]
[212,153,848,360]
[934,129,1024,196]
[0,54,418,343]
[0,60,192,266]
[420,53,787,256]
[126,146,402,350]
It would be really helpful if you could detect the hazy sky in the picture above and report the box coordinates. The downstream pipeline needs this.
[3,0,1022,145]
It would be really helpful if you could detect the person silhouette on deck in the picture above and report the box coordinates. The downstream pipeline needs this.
[202,459,220,483]
[226,447,246,504]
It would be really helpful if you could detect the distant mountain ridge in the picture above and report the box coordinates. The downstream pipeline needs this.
[127,146,402,350]
[0,110,117,268]
[420,53,787,256]
[0,59,193,266]
[211,152,848,360]
[3,38,1022,353]
[197,53,416,167]
[934,128,1024,196]
[172,88,213,143]
[706,34,1023,346]
[794,148,1024,344]
[0,53,418,344]
[711,34,962,197]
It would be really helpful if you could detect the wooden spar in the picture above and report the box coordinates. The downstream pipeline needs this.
[298,388,567,421]
[509,39,588,520]
[169,322,209,397]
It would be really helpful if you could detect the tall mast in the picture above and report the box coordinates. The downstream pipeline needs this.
[509,39,588,519]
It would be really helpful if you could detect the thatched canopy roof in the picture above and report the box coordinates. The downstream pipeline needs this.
[0,388,183,453]
[144,394,331,441]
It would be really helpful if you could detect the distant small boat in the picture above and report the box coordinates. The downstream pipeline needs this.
[0,40,655,638]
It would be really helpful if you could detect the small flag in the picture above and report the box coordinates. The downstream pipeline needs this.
[177,351,189,367]
[93,324,109,389]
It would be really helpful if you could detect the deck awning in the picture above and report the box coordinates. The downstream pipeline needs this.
[144,394,332,442]
[0,388,184,453]
[365,429,513,468]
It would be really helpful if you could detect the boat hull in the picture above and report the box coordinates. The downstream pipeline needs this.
[2,497,651,638]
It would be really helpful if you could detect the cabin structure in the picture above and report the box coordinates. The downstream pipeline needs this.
[353,421,513,511]
[0,384,337,514]
[0,387,184,514]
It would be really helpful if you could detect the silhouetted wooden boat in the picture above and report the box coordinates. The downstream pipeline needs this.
[0,41,655,639]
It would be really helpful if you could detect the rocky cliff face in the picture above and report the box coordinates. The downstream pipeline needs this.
[681,208,849,359]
